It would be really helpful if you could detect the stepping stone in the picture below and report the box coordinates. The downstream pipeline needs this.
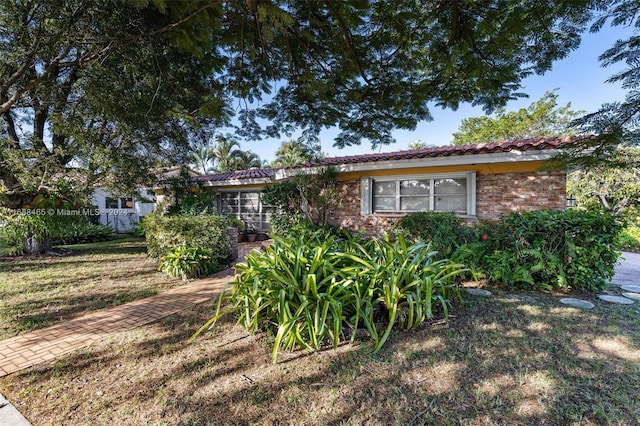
[621,285,640,293]
[466,288,492,296]
[597,295,635,305]
[621,292,640,301]
[559,298,595,309]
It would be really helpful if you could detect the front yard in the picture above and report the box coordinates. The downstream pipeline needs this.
[0,239,638,424]
[0,236,182,339]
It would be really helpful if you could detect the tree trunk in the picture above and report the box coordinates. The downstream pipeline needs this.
[23,235,51,255]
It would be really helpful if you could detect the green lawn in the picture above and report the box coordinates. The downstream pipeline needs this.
[0,237,638,425]
[1,290,638,425]
[0,236,181,339]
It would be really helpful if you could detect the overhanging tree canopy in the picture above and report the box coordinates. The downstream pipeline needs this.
[0,0,599,207]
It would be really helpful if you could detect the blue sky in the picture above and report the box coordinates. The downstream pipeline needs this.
[240,22,635,162]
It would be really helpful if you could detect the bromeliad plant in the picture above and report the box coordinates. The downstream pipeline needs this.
[194,231,467,363]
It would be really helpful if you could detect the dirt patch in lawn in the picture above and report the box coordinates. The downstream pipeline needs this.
[0,237,181,339]
[1,291,638,425]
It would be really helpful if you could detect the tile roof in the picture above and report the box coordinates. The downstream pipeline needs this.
[196,136,587,182]
[293,135,586,168]
[195,168,276,182]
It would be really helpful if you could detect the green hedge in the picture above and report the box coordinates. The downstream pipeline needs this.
[396,211,474,258]
[143,213,232,269]
[454,209,623,292]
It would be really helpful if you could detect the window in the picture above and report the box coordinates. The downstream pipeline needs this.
[105,197,118,209]
[120,197,134,209]
[219,191,274,230]
[362,172,475,216]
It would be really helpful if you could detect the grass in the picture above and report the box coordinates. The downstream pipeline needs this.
[619,225,640,252]
[0,289,638,425]
[0,239,638,424]
[0,235,181,339]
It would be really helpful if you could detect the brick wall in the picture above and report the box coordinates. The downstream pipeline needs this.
[327,170,566,236]
[328,180,402,236]
[476,171,566,219]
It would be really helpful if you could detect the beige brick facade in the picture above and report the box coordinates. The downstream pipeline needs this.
[328,170,566,236]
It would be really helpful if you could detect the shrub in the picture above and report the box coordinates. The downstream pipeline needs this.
[618,225,640,252]
[143,213,232,268]
[159,246,221,280]
[0,210,52,255]
[131,220,146,238]
[454,209,624,292]
[195,231,466,363]
[396,211,474,258]
[51,221,115,245]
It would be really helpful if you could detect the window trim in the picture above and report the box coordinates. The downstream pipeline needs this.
[217,190,273,231]
[361,171,476,217]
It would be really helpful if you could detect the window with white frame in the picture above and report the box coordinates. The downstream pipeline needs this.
[218,191,274,230]
[361,172,476,216]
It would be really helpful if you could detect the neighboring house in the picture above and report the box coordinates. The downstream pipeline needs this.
[92,166,201,233]
[92,188,156,233]
[186,137,580,235]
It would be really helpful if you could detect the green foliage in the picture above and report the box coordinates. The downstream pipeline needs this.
[0,210,52,251]
[0,1,228,208]
[396,212,474,259]
[264,211,310,240]
[263,167,340,229]
[143,213,232,269]
[131,220,146,238]
[51,222,115,246]
[566,146,640,219]
[454,210,624,292]
[163,168,216,216]
[196,231,466,363]
[159,246,220,281]
[1,0,603,210]
[452,91,582,145]
[618,225,640,252]
[270,140,318,167]
[224,216,245,232]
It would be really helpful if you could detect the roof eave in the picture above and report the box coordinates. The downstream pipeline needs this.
[277,149,563,179]
[200,177,274,187]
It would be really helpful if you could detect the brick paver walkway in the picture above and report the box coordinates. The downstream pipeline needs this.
[0,269,236,378]
[0,241,273,378]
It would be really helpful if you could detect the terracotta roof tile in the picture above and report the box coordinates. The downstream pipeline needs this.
[294,136,584,168]
[196,168,276,182]
[196,136,587,182]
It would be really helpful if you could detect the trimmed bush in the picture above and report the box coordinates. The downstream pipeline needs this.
[454,209,624,292]
[196,231,466,363]
[143,213,232,268]
[396,211,474,258]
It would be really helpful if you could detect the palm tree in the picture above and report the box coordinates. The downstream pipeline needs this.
[233,150,263,170]
[192,145,217,174]
[271,140,315,167]
[409,140,427,150]
[211,134,243,172]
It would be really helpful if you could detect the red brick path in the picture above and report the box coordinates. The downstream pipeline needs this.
[0,241,271,378]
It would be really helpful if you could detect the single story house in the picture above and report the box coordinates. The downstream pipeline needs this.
[178,136,580,235]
